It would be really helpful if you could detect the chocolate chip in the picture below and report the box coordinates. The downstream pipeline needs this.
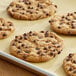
[17,46,20,49]
[12,9,16,12]
[50,36,53,38]
[19,36,23,40]
[21,44,25,47]
[74,12,76,14]
[46,41,49,43]
[73,60,76,64]
[40,53,45,56]
[0,27,2,31]
[20,12,25,15]
[15,36,18,38]
[49,20,51,23]
[58,26,61,29]
[40,31,44,33]
[12,43,15,46]
[57,45,60,48]
[68,67,73,71]
[36,47,40,50]
[69,53,73,58]
[48,46,51,49]
[9,23,13,26]
[73,70,76,73]
[18,41,21,43]
[66,58,70,61]
[62,16,65,19]
[45,31,49,37]
[25,50,30,53]
[46,13,49,16]
[2,24,5,26]
[2,33,7,37]
[50,52,53,56]
[23,33,27,36]
[24,36,27,40]
[58,51,61,54]
[37,51,41,54]
[43,47,47,50]
[54,5,57,8]
[59,22,63,25]
[17,50,21,54]
[14,39,17,42]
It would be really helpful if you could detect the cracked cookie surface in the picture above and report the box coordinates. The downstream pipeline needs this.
[7,0,57,20]
[49,12,76,35]
[0,18,15,39]
[63,53,76,76]
[10,31,63,62]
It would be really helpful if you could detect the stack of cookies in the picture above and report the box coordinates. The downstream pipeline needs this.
[0,0,76,76]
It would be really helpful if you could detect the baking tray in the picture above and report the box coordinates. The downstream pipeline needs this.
[0,0,76,76]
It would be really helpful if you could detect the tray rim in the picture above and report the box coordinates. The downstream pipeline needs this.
[0,51,57,76]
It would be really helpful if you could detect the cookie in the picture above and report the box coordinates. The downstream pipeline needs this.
[49,12,76,35]
[0,18,15,39]
[7,0,57,20]
[10,31,63,63]
[63,53,76,76]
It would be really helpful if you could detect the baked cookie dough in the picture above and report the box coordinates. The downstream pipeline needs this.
[0,18,15,39]
[63,53,76,76]
[7,0,57,20]
[49,12,76,35]
[10,31,63,63]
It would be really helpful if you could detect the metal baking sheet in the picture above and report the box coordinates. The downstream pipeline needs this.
[0,0,76,76]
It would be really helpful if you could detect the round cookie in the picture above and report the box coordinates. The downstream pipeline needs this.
[0,18,15,39]
[7,0,57,20]
[63,53,76,76]
[49,12,76,35]
[10,31,63,63]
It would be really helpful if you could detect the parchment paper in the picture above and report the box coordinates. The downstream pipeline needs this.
[0,0,76,76]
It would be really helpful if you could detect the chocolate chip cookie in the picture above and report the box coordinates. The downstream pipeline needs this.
[10,31,63,63]
[63,53,76,76]
[49,12,76,35]
[7,0,57,20]
[0,18,15,39]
